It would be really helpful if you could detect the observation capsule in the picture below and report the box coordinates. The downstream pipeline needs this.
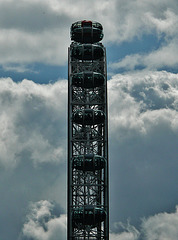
[73,109,105,125]
[71,20,103,43]
[73,154,105,171]
[71,43,104,60]
[72,72,105,88]
[72,206,106,227]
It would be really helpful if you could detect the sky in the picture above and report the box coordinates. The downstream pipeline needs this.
[0,0,178,240]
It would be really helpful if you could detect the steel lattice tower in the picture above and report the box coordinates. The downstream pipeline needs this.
[68,20,109,239]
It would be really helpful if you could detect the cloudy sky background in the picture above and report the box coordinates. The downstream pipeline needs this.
[0,0,178,239]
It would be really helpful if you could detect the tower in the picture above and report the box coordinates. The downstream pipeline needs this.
[68,20,109,239]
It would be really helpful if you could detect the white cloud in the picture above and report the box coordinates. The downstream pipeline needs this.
[142,206,178,240]
[0,77,67,168]
[0,0,71,65]
[110,232,139,240]
[0,28,69,65]
[109,206,178,240]
[21,201,178,240]
[109,70,178,136]
[2,63,39,73]
[145,9,178,37]
[110,222,140,240]
[0,0,177,66]
[109,6,178,71]
[0,72,177,239]
[21,200,67,240]
[110,38,178,71]
[108,70,178,227]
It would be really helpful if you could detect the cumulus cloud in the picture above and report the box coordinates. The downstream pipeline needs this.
[0,72,177,239]
[0,0,177,67]
[109,6,178,71]
[145,9,178,38]
[110,222,140,240]
[0,78,67,239]
[141,206,178,240]
[0,77,67,168]
[20,201,178,240]
[0,0,71,65]
[109,70,178,134]
[108,70,178,227]
[2,63,39,73]
[110,39,178,71]
[110,206,178,240]
[20,200,66,240]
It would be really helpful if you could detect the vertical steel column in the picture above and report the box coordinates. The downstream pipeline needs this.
[68,21,109,240]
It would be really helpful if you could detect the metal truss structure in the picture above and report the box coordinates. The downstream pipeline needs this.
[68,20,109,239]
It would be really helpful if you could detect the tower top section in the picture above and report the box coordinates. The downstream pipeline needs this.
[70,20,104,44]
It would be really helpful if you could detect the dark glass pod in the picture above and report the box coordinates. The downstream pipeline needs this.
[73,206,106,227]
[71,20,103,43]
[73,154,105,171]
[73,109,105,125]
[71,43,104,60]
[72,72,105,88]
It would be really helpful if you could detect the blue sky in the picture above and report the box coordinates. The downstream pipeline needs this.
[0,1,178,240]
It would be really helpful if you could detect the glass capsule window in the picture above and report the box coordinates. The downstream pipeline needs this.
[73,109,105,125]
[70,21,103,43]
[71,44,104,60]
[84,45,92,56]
[71,21,103,30]
[73,155,105,171]
[71,22,82,29]
[72,207,106,225]
[72,72,105,88]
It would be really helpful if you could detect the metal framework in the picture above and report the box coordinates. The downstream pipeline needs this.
[68,20,109,239]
